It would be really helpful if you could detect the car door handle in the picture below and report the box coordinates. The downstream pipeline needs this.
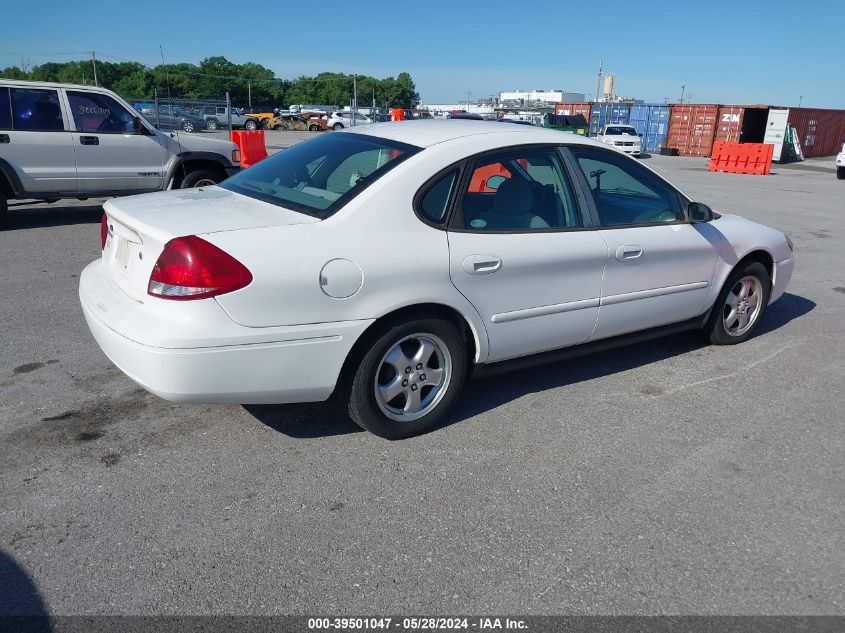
[615,244,643,261]
[462,254,502,275]
[80,135,99,145]
[0,134,9,144]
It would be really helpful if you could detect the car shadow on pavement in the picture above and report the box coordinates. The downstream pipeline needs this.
[245,400,362,438]
[0,549,51,631]
[246,292,815,439]
[5,202,103,230]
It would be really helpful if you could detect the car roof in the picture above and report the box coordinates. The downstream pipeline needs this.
[0,78,114,92]
[344,119,604,148]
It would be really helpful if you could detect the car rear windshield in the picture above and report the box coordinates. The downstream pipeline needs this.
[605,126,637,135]
[221,133,421,218]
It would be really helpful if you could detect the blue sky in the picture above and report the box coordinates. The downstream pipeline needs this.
[1,0,842,107]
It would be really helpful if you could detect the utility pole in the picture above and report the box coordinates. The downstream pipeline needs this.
[352,74,358,126]
[595,59,603,102]
[798,95,803,108]
[248,80,252,108]
[91,51,98,87]
[679,84,686,104]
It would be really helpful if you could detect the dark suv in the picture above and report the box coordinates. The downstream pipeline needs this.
[140,104,207,133]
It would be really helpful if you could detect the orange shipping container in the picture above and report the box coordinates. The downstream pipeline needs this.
[667,104,719,156]
[554,102,592,121]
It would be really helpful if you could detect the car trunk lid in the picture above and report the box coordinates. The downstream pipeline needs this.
[101,187,318,303]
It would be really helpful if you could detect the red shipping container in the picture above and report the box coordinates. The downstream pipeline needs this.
[787,108,845,158]
[554,102,592,121]
[714,105,771,145]
[667,104,719,156]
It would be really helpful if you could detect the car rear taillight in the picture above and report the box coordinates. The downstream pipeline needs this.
[100,213,108,250]
[148,236,252,300]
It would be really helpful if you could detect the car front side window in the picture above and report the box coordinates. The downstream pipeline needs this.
[67,91,136,134]
[569,146,684,226]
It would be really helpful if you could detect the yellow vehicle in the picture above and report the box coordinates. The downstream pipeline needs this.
[242,111,278,129]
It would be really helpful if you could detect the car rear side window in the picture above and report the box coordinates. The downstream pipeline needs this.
[456,148,581,231]
[418,170,458,224]
[67,91,136,134]
[10,88,65,131]
[0,88,11,129]
[221,132,420,218]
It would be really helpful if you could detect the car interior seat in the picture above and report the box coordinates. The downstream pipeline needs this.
[485,177,550,230]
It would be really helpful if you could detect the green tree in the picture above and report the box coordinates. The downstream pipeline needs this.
[0,56,419,108]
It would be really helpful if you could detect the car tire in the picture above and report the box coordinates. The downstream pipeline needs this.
[837,167,845,180]
[309,125,319,132]
[181,169,222,189]
[244,120,258,131]
[703,261,771,345]
[206,118,220,131]
[0,193,8,230]
[333,123,344,131]
[181,121,195,133]
[347,317,468,439]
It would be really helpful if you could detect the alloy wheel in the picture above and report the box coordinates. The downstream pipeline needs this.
[723,275,763,336]
[374,333,452,422]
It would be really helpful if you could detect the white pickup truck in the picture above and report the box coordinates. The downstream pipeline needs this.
[0,79,241,228]
[837,142,845,180]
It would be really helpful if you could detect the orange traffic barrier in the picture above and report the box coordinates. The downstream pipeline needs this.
[708,142,773,176]
[391,108,405,121]
[230,130,268,168]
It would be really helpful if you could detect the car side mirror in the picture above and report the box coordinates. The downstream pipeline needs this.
[688,202,713,223]
[133,117,148,135]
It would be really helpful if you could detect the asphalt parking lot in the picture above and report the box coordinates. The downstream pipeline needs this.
[1,144,843,616]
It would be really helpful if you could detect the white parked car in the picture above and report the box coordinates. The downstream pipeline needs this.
[327,111,373,130]
[836,142,845,180]
[597,124,643,156]
[80,121,794,439]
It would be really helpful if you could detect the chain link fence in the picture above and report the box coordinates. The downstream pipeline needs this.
[129,94,268,133]
[128,94,341,133]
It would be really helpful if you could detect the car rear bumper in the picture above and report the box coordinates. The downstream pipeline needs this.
[79,260,373,404]
[770,255,794,305]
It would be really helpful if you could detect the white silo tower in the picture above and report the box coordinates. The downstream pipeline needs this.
[603,74,615,100]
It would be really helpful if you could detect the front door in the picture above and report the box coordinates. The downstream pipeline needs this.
[65,90,164,194]
[567,145,722,340]
[1,86,77,195]
[447,147,608,362]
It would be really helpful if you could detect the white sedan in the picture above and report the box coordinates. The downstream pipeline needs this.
[597,124,643,156]
[80,121,794,439]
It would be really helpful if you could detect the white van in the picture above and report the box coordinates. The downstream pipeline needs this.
[0,79,241,228]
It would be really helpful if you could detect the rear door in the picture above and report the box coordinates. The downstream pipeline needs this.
[446,146,608,362]
[567,145,722,340]
[1,86,77,195]
[65,90,165,194]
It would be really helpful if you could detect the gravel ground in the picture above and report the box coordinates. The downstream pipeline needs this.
[0,146,843,616]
